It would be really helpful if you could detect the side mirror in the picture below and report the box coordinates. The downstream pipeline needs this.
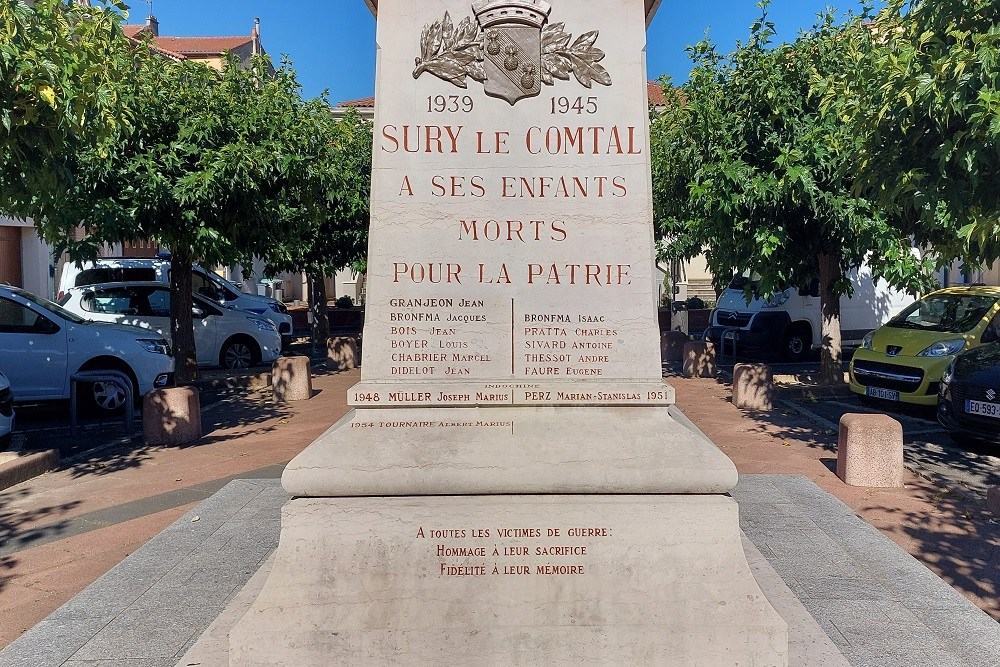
[192,305,206,319]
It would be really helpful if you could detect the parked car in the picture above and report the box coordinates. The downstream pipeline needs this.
[850,285,1000,406]
[59,282,281,369]
[938,339,1000,444]
[0,371,13,445]
[705,260,914,361]
[0,285,174,413]
[58,257,293,346]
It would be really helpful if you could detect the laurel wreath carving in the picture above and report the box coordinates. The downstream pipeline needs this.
[540,23,611,88]
[412,12,612,90]
[413,13,485,88]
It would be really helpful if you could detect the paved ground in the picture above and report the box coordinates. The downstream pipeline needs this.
[0,361,357,648]
[668,367,1000,621]
[0,360,997,653]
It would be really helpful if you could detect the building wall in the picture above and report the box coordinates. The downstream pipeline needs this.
[0,225,21,286]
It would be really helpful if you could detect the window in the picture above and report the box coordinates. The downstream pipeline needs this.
[888,294,999,334]
[0,298,57,334]
[86,286,160,317]
[75,267,156,286]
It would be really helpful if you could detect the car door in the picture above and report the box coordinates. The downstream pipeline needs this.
[192,296,222,366]
[0,295,69,399]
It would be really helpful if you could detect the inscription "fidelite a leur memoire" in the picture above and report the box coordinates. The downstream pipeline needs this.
[416,525,611,577]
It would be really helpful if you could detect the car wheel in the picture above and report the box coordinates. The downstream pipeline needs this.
[782,327,811,362]
[91,380,128,412]
[221,338,260,369]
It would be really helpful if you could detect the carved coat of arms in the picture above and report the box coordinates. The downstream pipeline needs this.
[412,0,612,106]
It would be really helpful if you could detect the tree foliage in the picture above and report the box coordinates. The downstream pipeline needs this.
[845,0,1000,264]
[651,4,936,382]
[36,51,328,382]
[0,0,131,218]
[262,105,372,343]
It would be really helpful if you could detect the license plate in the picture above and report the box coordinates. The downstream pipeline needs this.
[866,387,900,401]
[966,399,1000,419]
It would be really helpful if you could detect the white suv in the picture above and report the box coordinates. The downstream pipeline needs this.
[58,258,294,346]
[0,286,174,413]
[60,282,281,369]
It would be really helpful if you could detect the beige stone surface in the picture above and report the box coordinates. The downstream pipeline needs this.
[733,363,775,411]
[282,405,737,497]
[836,413,904,487]
[230,495,787,666]
[142,386,202,446]
[271,356,313,402]
[682,341,716,378]
[326,336,359,371]
[348,0,665,408]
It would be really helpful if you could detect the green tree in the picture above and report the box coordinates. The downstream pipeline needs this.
[263,106,372,344]
[1,0,131,218]
[37,52,320,383]
[651,5,935,383]
[847,0,1000,264]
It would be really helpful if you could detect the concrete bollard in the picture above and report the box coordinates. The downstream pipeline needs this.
[273,356,313,402]
[327,337,360,371]
[682,341,716,378]
[143,386,202,446]
[987,488,1000,516]
[733,363,775,411]
[661,330,689,363]
[836,413,903,487]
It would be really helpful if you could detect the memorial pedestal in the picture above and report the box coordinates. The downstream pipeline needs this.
[232,496,785,666]
[230,0,788,662]
[230,407,787,665]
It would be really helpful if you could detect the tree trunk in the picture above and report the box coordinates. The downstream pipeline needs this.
[309,270,330,344]
[171,247,199,384]
[818,252,843,386]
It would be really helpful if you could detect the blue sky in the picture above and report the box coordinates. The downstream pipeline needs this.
[129,0,874,103]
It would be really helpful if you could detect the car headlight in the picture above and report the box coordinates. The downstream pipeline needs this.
[245,307,268,316]
[270,302,288,314]
[861,331,875,350]
[916,339,966,357]
[762,291,790,309]
[137,338,171,356]
[940,359,956,387]
[248,317,277,332]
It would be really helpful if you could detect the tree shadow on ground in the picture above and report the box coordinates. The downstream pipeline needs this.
[693,373,1000,620]
[0,487,82,592]
[62,387,295,479]
[859,478,1000,621]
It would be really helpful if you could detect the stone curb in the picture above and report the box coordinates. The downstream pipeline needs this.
[0,449,59,492]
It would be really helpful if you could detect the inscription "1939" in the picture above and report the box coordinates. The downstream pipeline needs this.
[427,95,475,113]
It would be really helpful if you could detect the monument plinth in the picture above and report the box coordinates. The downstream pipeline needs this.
[231,1,787,664]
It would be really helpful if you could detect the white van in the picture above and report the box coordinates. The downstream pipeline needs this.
[704,264,915,361]
[58,258,293,346]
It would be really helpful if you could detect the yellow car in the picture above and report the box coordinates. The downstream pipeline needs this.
[850,286,1000,406]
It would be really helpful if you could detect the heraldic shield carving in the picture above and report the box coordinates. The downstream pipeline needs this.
[412,0,612,106]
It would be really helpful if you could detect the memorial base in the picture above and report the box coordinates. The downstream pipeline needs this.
[230,494,788,666]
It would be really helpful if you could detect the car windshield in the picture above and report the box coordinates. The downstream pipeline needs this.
[14,288,87,324]
[887,293,999,334]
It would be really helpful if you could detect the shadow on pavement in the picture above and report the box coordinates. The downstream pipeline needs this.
[0,487,83,592]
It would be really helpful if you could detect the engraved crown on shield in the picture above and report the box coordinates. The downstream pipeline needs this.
[472,0,552,30]
[413,0,612,106]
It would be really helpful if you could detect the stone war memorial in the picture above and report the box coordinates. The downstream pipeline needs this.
[231,0,788,664]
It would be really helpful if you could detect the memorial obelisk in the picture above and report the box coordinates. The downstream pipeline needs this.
[231,1,787,663]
